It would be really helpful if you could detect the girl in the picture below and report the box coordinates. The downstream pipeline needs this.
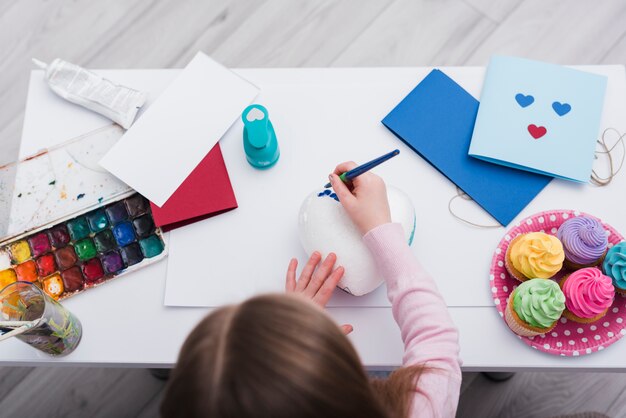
[161,162,461,418]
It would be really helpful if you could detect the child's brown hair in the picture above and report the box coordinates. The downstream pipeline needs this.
[161,294,424,417]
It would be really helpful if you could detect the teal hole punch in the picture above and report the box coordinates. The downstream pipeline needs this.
[242,104,279,169]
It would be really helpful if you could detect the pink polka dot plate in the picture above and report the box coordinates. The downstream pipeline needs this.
[491,210,625,357]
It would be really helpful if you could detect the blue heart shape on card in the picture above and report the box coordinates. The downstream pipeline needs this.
[552,101,571,116]
[515,93,534,108]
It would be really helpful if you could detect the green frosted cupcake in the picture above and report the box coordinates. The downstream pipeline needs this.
[505,279,565,337]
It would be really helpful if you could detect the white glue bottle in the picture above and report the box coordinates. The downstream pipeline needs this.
[32,58,147,129]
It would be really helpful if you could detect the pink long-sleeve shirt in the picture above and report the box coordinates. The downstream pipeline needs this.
[363,223,462,418]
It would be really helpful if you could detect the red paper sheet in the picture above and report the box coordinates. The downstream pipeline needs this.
[150,143,238,231]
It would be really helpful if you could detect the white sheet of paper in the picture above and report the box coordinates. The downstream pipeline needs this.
[99,52,259,207]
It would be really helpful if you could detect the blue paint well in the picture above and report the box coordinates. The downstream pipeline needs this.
[112,222,136,246]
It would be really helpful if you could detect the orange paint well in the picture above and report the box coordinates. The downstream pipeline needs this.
[15,260,38,282]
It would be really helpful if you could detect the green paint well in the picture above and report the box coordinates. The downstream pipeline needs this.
[74,238,97,260]
[139,235,164,258]
[67,217,90,241]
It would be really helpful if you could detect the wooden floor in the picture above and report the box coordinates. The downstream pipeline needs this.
[1,0,626,416]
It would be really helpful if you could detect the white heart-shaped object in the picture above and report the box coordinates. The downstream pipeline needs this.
[298,185,415,296]
[245,107,265,122]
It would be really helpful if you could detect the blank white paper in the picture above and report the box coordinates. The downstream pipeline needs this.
[99,52,259,207]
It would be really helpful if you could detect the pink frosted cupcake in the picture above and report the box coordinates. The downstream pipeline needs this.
[559,267,615,323]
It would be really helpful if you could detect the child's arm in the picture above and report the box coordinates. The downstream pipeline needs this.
[364,222,461,418]
[329,163,461,418]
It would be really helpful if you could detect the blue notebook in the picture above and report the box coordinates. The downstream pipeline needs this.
[381,69,552,226]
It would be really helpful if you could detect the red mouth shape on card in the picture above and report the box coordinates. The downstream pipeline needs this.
[527,124,547,139]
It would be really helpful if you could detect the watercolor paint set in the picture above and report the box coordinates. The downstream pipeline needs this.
[0,124,167,300]
[0,192,166,300]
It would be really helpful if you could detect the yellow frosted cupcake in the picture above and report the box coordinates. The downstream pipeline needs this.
[505,279,566,337]
[505,232,564,282]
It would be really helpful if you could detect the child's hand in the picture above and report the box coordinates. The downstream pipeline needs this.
[329,161,392,235]
[285,252,343,307]
[285,252,353,334]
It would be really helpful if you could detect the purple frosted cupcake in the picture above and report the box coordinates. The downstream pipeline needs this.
[557,216,608,269]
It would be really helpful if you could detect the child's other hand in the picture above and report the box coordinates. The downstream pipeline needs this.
[285,252,353,335]
[329,161,391,236]
[285,252,343,307]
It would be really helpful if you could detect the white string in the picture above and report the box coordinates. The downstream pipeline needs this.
[448,186,501,229]
[590,128,625,186]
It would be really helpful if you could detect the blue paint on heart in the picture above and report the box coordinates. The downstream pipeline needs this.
[515,93,534,108]
[318,189,331,197]
[552,101,571,116]
[317,189,339,202]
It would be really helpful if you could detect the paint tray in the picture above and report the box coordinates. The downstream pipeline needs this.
[0,125,167,300]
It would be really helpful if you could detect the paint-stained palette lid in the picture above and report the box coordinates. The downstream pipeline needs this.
[0,124,132,239]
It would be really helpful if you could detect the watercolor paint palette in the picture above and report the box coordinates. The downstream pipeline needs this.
[0,192,166,300]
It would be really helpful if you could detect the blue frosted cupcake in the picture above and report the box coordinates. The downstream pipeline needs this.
[603,241,626,294]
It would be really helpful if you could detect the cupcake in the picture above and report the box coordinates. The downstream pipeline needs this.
[557,217,608,269]
[505,232,564,281]
[505,279,566,337]
[559,267,614,323]
[603,241,626,295]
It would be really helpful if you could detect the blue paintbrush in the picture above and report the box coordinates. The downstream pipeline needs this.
[324,149,400,188]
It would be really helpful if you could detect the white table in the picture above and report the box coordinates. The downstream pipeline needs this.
[2,66,626,371]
